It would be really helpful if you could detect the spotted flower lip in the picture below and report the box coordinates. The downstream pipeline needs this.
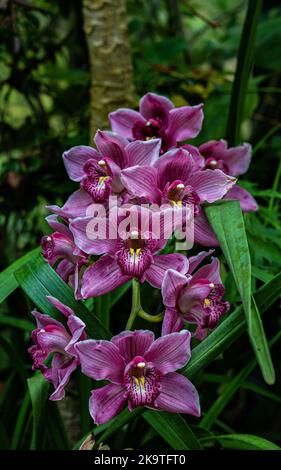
[161,250,230,339]
[62,129,161,206]
[69,206,188,297]
[109,92,204,152]
[120,147,237,210]
[28,296,86,400]
[41,214,88,299]
[75,329,200,425]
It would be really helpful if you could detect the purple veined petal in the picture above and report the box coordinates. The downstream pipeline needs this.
[65,316,86,355]
[75,339,125,383]
[45,214,72,239]
[47,189,93,219]
[69,216,117,255]
[104,157,123,193]
[181,144,205,170]
[31,310,63,329]
[178,281,211,315]
[125,139,161,166]
[155,148,195,190]
[34,324,71,356]
[161,308,184,336]
[46,296,75,318]
[109,109,145,139]
[63,146,100,182]
[81,255,131,298]
[194,208,219,247]
[200,140,252,176]
[120,166,160,203]
[161,269,189,308]
[191,258,221,284]
[153,372,200,417]
[111,330,155,363]
[48,356,78,401]
[144,253,189,289]
[167,104,204,142]
[188,169,236,203]
[139,92,174,125]
[94,130,128,168]
[224,185,258,212]
[145,330,191,374]
[89,383,126,425]
[56,259,75,282]
[188,249,214,274]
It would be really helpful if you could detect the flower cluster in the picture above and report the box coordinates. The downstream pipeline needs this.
[29,92,257,425]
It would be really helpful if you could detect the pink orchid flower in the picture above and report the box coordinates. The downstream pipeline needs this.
[75,329,200,425]
[109,92,204,152]
[28,296,86,400]
[69,206,188,298]
[161,250,229,340]
[41,214,88,298]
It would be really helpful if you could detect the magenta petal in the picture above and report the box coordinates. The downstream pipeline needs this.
[144,254,188,289]
[125,139,161,166]
[224,185,258,212]
[139,92,174,124]
[47,189,93,219]
[112,330,155,363]
[109,109,145,139]
[81,255,131,298]
[63,146,100,182]
[167,104,204,142]
[89,383,126,425]
[154,372,200,417]
[188,249,214,274]
[200,140,252,176]
[69,216,116,255]
[32,310,62,329]
[145,330,191,374]
[192,258,221,284]
[56,259,75,282]
[75,339,125,383]
[189,169,236,203]
[155,148,195,189]
[120,166,160,203]
[161,269,189,308]
[46,296,74,318]
[161,308,184,335]
[94,130,128,168]
[49,357,78,401]
[194,208,219,247]
[181,144,205,170]
[45,215,71,238]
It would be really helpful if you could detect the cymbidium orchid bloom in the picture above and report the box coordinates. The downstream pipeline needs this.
[120,148,236,214]
[69,206,188,297]
[60,129,161,209]
[199,140,258,212]
[109,92,204,152]
[41,214,88,298]
[75,329,200,425]
[161,251,229,339]
[28,296,86,400]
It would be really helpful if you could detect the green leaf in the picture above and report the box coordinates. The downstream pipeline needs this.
[0,248,40,304]
[205,201,275,384]
[205,434,281,450]
[27,373,50,450]
[15,253,110,340]
[143,411,203,450]
[46,402,69,450]
[11,392,31,449]
[225,0,263,145]
[201,328,281,430]
[0,316,34,331]
[110,281,132,307]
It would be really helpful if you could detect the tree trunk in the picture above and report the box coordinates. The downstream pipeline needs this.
[82,0,135,136]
